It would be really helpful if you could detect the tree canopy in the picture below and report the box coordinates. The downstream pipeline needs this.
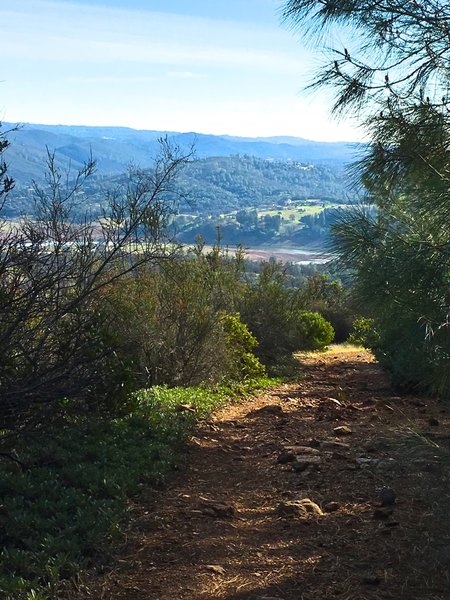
[283,0,450,397]
[282,0,450,112]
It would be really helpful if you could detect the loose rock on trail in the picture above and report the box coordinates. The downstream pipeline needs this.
[75,347,450,600]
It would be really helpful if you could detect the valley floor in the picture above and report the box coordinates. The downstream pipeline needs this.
[74,347,450,600]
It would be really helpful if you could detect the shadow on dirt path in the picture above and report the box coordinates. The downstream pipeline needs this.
[75,347,450,600]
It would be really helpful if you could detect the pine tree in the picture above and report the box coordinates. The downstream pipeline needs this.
[282,0,450,396]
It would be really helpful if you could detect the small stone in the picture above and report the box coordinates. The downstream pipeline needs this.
[200,501,235,518]
[324,501,340,513]
[291,455,321,472]
[378,486,396,506]
[333,425,353,436]
[428,417,440,427]
[277,451,296,464]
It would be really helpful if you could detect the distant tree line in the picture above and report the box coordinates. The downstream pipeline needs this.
[176,205,354,246]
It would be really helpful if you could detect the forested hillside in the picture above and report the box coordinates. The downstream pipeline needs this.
[5,152,350,219]
[3,122,357,184]
[176,155,348,213]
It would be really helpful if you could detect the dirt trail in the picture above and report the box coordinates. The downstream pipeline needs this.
[77,347,450,600]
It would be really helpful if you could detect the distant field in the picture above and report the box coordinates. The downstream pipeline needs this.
[259,201,338,221]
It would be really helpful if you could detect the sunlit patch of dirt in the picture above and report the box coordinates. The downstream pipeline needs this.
[73,348,450,600]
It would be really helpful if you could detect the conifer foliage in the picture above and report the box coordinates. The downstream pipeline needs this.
[283,0,450,397]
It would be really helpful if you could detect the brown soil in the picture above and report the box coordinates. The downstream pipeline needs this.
[75,347,450,600]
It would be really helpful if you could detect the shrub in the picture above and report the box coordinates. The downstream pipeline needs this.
[239,262,303,362]
[220,313,266,382]
[299,273,354,342]
[292,311,335,351]
[0,135,191,431]
[348,317,380,349]
[100,253,264,393]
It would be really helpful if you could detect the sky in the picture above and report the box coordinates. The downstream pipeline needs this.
[1,0,360,141]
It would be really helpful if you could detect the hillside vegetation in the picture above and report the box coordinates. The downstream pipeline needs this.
[0,126,351,599]
[3,0,450,589]
[5,139,351,220]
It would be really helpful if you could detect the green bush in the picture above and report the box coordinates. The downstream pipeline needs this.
[299,274,354,342]
[220,313,266,382]
[101,250,248,392]
[100,249,271,396]
[0,417,161,599]
[348,317,381,349]
[239,262,303,362]
[292,311,335,351]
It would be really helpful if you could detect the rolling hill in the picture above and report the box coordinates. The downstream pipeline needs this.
[1,122,359,218]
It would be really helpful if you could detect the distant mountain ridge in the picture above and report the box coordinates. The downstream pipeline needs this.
[2,122,359,188]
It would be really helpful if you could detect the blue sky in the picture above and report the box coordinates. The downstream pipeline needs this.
[1,0,359,141]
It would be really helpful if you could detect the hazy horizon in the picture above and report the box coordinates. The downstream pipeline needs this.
[6,119,358,144]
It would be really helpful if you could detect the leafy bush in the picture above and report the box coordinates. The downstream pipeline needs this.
[220,312,266,383]
[101,253,254,391]
[348,317,380,349]
[239,262,303,361]
[292,311,335,351]
[0,417,163,599]
[240,264,337,361]
[0,133,191,431]
[299,273,354,342]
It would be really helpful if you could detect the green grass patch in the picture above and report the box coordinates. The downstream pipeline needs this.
[258,203,328,220]
[0,378,275,599]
